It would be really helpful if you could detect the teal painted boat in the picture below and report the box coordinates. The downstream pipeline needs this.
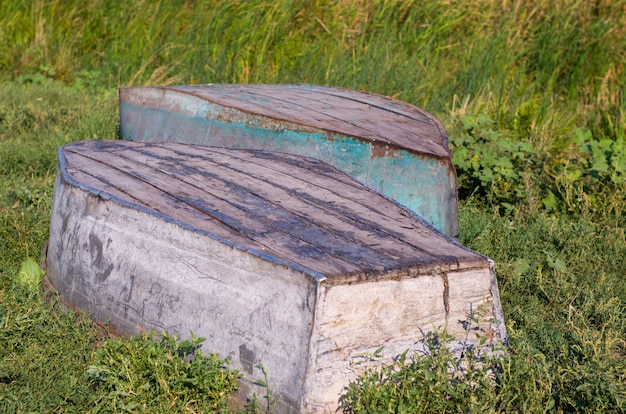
[119,84,459,237]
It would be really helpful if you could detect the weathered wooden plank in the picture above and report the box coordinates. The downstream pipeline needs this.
[65,144,364,276]
[119,84,460,237]
[134,146,450,255]
[62,140,480,279]
[63,152,278,260]
[151,144,479,272]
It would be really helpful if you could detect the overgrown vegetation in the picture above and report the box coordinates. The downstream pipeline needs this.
[341,313,506,412]
[86,332,238,413]
[1,0,624,412]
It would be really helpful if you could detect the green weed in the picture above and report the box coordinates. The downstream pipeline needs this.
[341,310,505,413]
[449,112,626,216]
[86,331,238,413]
[246,363,277,414]
[449,112,542,211]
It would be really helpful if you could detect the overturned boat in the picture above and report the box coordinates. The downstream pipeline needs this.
[46,139,506,413]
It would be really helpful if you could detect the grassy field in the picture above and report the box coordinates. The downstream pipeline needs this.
[1,0,625,412]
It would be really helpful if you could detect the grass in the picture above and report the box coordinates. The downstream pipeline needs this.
[0,0,625,412]
[460,205,626,412]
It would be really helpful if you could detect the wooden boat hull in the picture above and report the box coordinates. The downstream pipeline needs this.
[119,84,460,237]
[46,140,505,413]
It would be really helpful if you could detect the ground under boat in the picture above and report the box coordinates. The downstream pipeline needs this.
[46,140,506,413]
[119,84,460,238]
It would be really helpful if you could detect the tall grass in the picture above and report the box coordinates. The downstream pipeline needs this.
[1,0,623,137]
[1,0,625,412]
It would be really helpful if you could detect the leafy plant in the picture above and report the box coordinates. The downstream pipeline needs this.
[341,312,505,413]
[246,363,277,414]
[449,113,541,212]
[86,331,238,413]
[450,113,626,217]
[15,258,44,295]
[546,127,626,215]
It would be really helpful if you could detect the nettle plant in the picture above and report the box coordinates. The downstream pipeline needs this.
[449,114,626,215]
[448,113,540,212]
[546,127,626,215]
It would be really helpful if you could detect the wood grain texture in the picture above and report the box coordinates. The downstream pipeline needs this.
[166,84,450,158]
[61,140,485,281]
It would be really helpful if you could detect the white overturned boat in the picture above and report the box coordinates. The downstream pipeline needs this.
[46,140,506,413]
